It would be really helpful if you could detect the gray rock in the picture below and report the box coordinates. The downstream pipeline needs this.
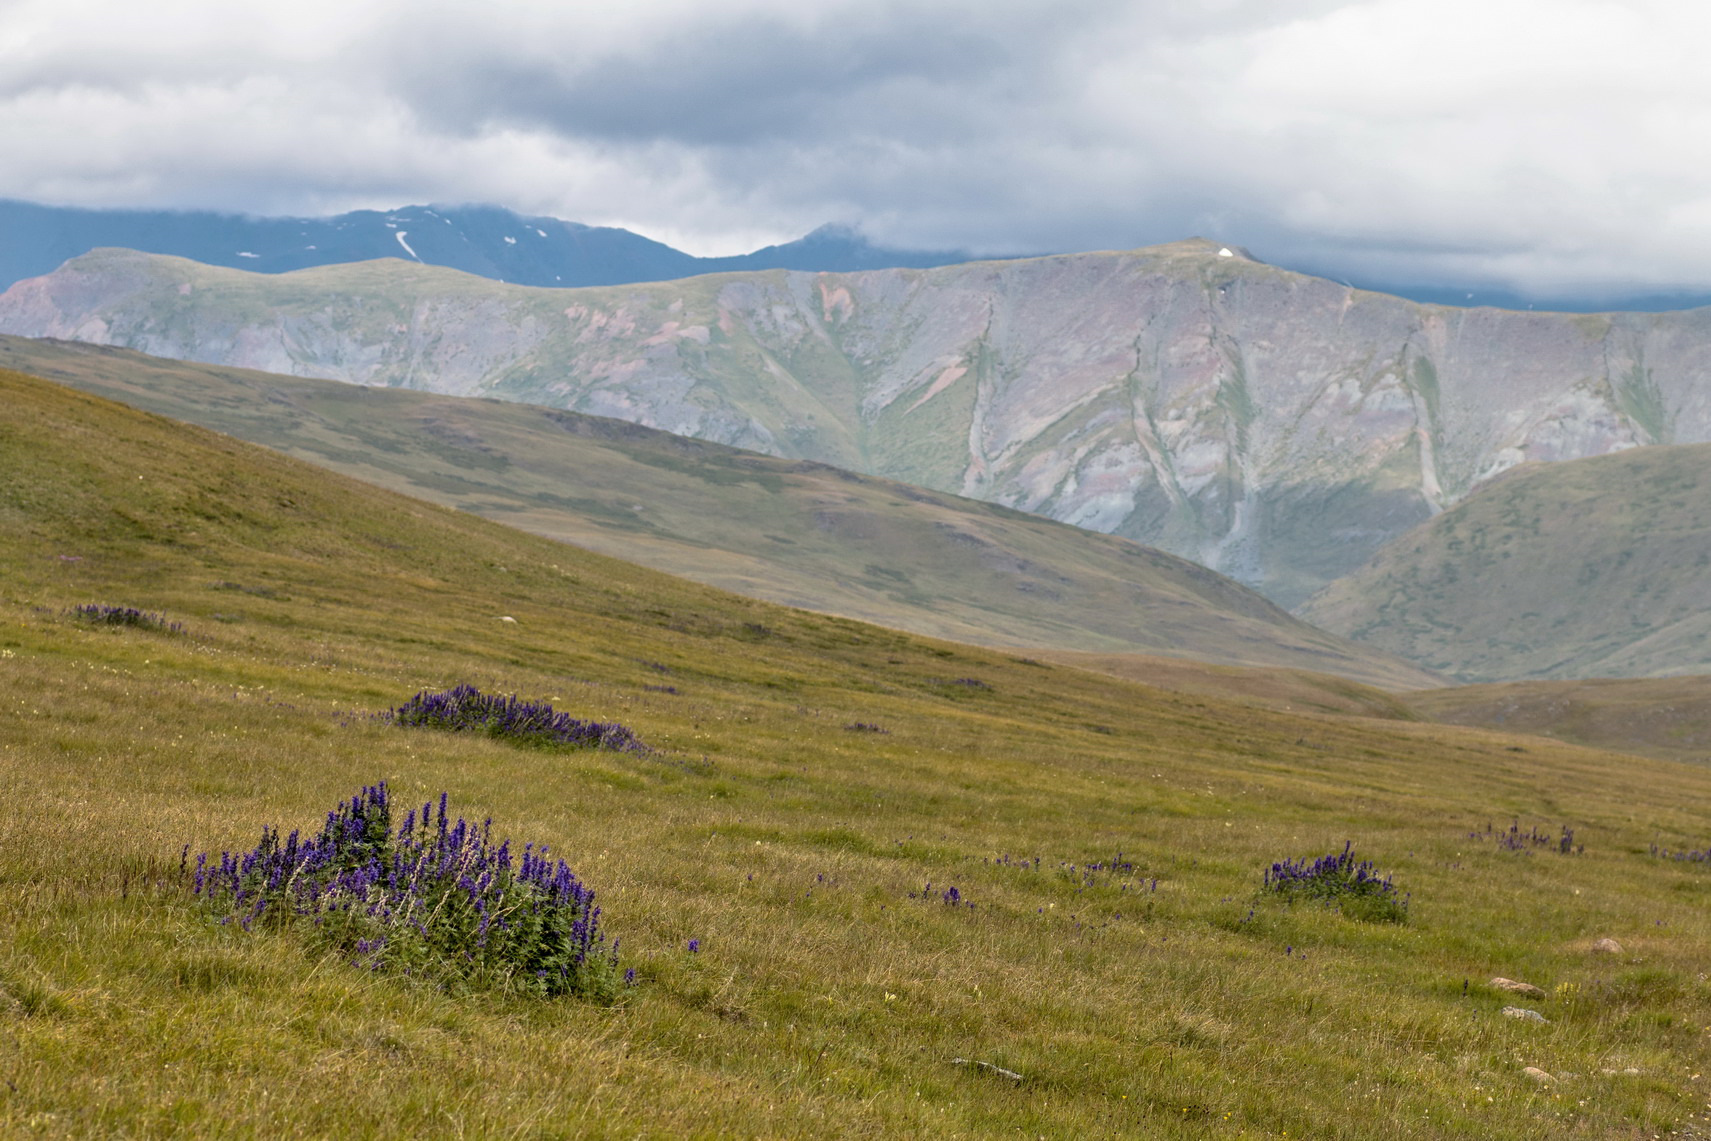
[1590,937,1624,954]
[1502,1006,1549,1024]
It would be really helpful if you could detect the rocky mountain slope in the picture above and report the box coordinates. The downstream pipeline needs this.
[1300,443,1711,681]
[6,243,1710,607]
[0,199,966,293]
[0,335,1437,687]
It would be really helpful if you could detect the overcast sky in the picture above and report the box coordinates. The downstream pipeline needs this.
[1,0,1705,300]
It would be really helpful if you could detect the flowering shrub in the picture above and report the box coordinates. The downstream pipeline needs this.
[69,604,184,634]
[189,783,622,1000]
[1263,842,1408,923]
[389,685,647,753]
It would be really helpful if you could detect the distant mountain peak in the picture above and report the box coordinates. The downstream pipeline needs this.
[0,199,977,293]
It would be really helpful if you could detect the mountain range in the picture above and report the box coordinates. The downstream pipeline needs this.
[0,199,969,295]
[8,243,1711,612]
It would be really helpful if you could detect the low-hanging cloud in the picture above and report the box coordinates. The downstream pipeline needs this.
[1,0,1706,299]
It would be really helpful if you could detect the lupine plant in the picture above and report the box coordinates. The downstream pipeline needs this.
[189,783,623,1000]
[1262,842,1408,923]
[388,684,648,753]
[68,604,184,634]
[1650,839,1711,863]
[1470,819,1582,854]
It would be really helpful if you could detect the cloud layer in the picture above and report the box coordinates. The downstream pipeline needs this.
[2,0,1705,298]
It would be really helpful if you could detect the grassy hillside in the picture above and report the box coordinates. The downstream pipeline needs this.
[0,334,1438,689]
[1301,444,1711,682]
[1412,676,1711,765]
[7,368,1711,1138]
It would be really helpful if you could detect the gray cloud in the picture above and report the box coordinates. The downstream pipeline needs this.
[0,0,1706,299]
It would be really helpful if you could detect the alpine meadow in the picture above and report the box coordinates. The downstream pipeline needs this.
[7,352,1711,1138]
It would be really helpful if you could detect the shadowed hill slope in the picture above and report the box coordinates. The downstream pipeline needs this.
[1300,443,1711,681]
[0,335,1438,688]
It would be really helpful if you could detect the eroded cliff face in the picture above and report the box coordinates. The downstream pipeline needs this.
[6,241,1708,606]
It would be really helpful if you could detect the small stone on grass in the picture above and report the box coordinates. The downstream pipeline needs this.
[1502,1006,1549,1024]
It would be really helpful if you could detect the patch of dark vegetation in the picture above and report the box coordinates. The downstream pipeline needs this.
[1263,842,1408,924]
[642,684,679,695]
[937,677,992,690]
[844,722,889,734]
[68,604,184,634]
[1470,819,1582,855]
[387,685,648,753]
[189,783,624,999]
[1651,839,1711,863]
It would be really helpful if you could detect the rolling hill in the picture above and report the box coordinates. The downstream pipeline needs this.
[0,334,1438,688]
[1300,443,1711,681]
[8,244,1711,609]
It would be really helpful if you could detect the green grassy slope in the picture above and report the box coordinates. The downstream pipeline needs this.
[0,334,1439,689]
[1411,676,1711,765]
[6,369,1711,1138]
[1300,444,1711,682]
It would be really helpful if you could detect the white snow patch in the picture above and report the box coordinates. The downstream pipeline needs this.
[1217,248,1233,258]
[305,244,317,250]
[394,231,421,261]
[504,235,517,245]
[534,228,547,238]
[237,251,259,258]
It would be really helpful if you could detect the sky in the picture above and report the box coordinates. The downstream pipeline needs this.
[1,0,1706,302]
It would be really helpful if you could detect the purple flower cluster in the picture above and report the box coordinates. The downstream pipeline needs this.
[1651,841,1711,863]
[69,604,184,634]
[1264,842,1407,923]
[1471,820,1582,855]
[908,881,973,908]
[190,783,622,999]
[388,685,648,753]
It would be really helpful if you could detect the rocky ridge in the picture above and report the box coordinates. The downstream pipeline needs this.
[4,242,1708,606]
